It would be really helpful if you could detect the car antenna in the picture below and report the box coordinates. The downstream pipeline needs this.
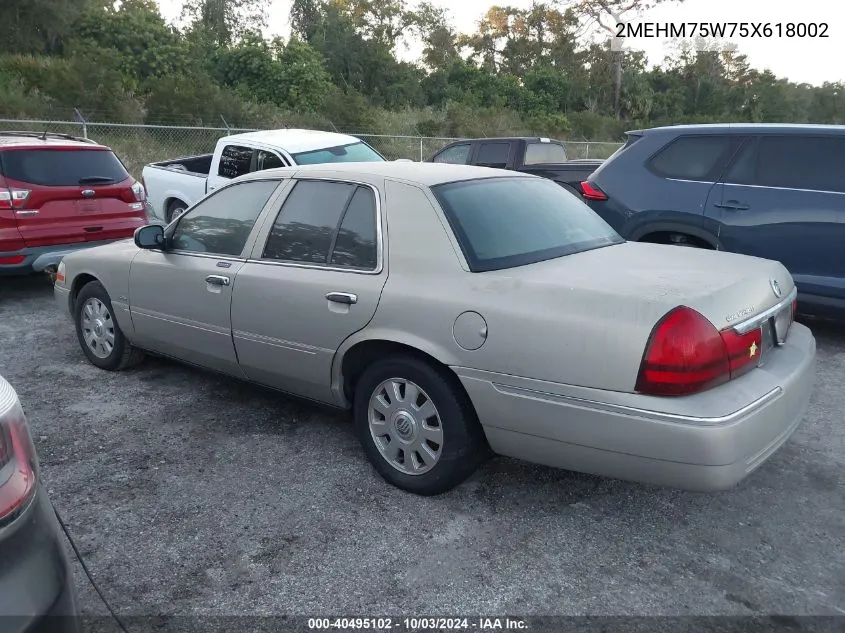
[41,126,49,141]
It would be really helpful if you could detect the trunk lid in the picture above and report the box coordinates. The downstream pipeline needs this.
[496,241,793,330]
[469,242,795,392]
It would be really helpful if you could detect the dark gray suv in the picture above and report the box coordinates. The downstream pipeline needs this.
[582,124,845,321]
[0,374,79,633]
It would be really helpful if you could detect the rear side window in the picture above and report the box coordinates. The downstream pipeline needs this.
[432,144,471,164]
[218,145,253,179]
[524,142,567,165]
[263,180,379,270]
[648,135,733,181]
[476,142,511,168]
[755,136,845,193]
[0,149,129,186]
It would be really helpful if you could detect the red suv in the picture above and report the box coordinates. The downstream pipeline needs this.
[0,131,148,277]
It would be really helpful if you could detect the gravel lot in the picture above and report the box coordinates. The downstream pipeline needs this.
[1,276,843,626]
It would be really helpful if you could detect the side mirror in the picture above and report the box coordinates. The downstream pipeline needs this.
[134,224,165,249]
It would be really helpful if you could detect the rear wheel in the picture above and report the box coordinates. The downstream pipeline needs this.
[353,355,489,496]
[166,200,187,223]
[74,281,144,371]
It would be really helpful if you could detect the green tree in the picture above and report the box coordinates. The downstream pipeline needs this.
[182,0,270,46]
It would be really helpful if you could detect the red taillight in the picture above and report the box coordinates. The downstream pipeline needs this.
[581,181,608,201]
[721,327,763,379]
[636,307,730,396]
[131,180,146,202]
[0,188,31,210]
[0,385,37,524]
[636,306,767,397]
[0,255,25,265]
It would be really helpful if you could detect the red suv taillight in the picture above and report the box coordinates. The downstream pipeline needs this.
[580,181,608,201]
[0,188,31,210]
[131,180,146,202]
[635,306,763,397]
[0,379,38,524]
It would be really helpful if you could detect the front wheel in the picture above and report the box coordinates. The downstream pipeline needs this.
[74,281,144,371]
[353,355,489,495]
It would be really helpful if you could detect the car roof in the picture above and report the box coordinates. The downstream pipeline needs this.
[239,162,533,187]
[631,123,845,136]
[219,128,367,154]
[0,132,107,150]
[446,136,563,143]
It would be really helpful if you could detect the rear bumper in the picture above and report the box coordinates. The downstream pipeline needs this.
[0,239,130,276]
[456,323,816,491]
[0,486,80,633]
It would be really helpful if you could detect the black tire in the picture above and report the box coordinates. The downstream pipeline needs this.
[166,200,187,223]
[74,281,145,371]
[353,354,489,495]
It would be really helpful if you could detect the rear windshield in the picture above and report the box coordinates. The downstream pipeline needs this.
[524,142,567,165]
[431,177,623,272]
[291,142,385,165]
[0,149,129,186]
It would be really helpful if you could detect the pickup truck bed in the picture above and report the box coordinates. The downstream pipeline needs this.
[149,154,214,177]
[427,137,605,195]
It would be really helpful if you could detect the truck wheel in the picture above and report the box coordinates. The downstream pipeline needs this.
[167,200,187,223]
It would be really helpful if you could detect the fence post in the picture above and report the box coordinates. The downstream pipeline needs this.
[419,137,424,162]
[74,108,87,139]
[585,143,589,159]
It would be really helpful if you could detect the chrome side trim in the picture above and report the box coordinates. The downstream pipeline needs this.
[233,330,332,355]
[489,382,783,427]
[732,287,797,335]
[131,307,231,336]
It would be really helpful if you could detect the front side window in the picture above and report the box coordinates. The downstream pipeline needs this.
[217,145,253,179]
[433,144,471,164]
[291,142,384,165]
[648,135,733,181]
[263,180,379,270]
[256,150,286,171]
[431,177,623,272]
[171,180,279,256]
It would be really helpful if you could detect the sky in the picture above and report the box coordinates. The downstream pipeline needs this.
[154,0,844,86]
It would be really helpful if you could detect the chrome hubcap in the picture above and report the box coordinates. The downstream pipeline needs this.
[368,378,443,475]
[80,298,115,359]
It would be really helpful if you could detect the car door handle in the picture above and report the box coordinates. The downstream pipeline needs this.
[714,201,750,210]
[205,275,230,286]
[326,292,358,305]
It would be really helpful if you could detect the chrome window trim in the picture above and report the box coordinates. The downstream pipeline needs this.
[721,181,845,196]
[731,287,798,335]
[665,177,717,185]
[254,178,384,275]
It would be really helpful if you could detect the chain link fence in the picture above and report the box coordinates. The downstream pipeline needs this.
[0,119,622,178]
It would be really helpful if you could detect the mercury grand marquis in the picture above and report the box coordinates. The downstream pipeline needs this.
[54,162,816,495]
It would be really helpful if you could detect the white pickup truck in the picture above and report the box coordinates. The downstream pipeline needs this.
[141,129,386,223]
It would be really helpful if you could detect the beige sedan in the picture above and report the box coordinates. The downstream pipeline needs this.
[54,163,816,495]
